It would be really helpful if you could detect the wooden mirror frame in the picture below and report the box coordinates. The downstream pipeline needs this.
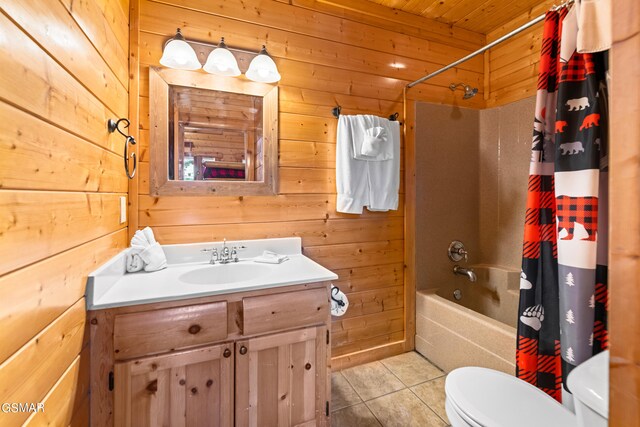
[149,66,278,196]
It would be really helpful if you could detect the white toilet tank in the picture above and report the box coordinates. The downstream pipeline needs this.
[567,350,609,427]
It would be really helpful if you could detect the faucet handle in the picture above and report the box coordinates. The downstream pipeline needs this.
[201,248,218,264]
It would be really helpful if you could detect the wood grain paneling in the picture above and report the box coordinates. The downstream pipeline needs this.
[132,0,485,366]
[0,0,129,424]
[609,0,640,424]
[484,0,555,107]
[23,347,91,427]
[360,0,546,34]
[0,300,87,426]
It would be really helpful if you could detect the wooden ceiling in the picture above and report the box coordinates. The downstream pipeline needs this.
[362,0,547,34]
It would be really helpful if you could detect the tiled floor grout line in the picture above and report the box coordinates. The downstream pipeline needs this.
[407,386,450,426]
[338,369,369,403]
[334,353,452,426]
[362,399,386,427]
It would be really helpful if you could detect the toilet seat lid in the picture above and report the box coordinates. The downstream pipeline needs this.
[446,367,577,427]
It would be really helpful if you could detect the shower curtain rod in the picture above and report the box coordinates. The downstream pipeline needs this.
[406,0,574,89]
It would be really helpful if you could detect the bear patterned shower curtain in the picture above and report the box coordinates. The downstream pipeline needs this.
[517,5,608,403]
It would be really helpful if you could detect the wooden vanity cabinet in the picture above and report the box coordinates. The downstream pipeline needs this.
[89,282,331,427]
[113,342,234,427]
[235,326,328,426]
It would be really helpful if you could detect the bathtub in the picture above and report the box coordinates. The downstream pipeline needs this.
[415,265,519,374]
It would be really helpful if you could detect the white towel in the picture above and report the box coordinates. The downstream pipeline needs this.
[253,250,289,264]
[336,115,400,214]
[125,251,144,273]
[126,227,167,273]
[361,126,393,159]
[351,115,393,161]
[576,0,611,54]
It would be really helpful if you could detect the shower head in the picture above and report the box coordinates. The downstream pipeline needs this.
[449,83,478,99]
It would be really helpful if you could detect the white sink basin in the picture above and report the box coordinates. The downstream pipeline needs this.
[179,263,273,286]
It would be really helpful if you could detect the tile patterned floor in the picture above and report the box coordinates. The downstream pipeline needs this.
[332,352,450,427]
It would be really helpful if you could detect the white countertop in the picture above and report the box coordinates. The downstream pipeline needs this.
[86,237,338,310]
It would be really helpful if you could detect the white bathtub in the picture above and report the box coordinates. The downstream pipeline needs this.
[415,265,519,374]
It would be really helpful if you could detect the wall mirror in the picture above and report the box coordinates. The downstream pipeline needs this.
[149,66,278,196]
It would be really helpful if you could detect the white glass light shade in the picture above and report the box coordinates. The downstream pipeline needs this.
[245,46,281,83]
[203,39,241,76]
[160,29,201,70]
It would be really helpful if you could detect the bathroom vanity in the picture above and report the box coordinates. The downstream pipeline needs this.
[86,238,337,427]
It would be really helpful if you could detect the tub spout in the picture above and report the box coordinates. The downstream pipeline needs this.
[453,265,477,282]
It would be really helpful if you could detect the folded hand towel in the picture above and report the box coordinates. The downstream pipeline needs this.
[351,115,394,161]
[361,126,392,159]
[140,242,168,272]
[127,227,167,273]
[253,250,289,264]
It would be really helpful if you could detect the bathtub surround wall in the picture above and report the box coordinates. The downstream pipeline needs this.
[0,1,130,425]
[414,97,534,374]
[129,0,488,369]
[479,96,536,268]
[415,103,480,290]
[416,97,535,290]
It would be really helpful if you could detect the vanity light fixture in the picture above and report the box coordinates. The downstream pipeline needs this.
[159,28,201,70]
[245,45,281,83]
[203,37,241,76]
[160,30,281,83]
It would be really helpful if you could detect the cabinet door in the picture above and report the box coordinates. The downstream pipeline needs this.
[235,326,329,427]
[114,343,234,427]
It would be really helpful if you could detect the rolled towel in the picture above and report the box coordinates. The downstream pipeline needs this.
[127,227,167,273]
[126,250,145,273]
[253,250,289,264]
[139,242,168,272]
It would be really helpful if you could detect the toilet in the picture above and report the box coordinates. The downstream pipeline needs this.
[445,351,609,427]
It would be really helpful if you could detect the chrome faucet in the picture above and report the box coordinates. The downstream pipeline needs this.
[201,239,245,264]
[453,265,477,282]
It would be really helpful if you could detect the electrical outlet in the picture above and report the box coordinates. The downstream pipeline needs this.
[120,196,127,224]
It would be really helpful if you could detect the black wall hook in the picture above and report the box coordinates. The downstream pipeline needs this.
[108,118,137,179]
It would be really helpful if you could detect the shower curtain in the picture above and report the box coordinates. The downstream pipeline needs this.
[517,6,608,402]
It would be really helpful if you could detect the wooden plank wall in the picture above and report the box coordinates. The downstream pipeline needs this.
[610,0,640,424]
[132,0,486,369]
[484,0,555,107]
[0,0,129,425]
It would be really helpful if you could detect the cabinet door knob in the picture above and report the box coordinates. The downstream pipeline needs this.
[239,346,248,355]
[223,348,231,358]
[305,363,312,370]
[188,324,201,334]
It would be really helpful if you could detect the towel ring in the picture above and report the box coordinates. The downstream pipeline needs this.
[108,118,137,179]
[331,286,346,307]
